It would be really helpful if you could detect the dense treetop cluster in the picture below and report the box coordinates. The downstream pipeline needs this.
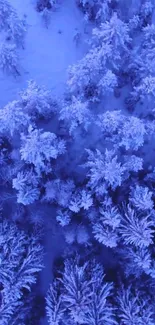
[1,0,155,324]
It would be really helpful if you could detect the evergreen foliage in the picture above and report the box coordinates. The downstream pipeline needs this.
[0,219,44,324]
[1,1,155,324]
[20,126,66,174]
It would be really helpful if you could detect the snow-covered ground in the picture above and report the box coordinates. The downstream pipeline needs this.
[0,0,88,107]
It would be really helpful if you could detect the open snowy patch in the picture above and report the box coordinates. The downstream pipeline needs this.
[0,0,89,107]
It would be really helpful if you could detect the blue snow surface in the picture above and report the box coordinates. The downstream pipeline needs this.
[0,0,88,107]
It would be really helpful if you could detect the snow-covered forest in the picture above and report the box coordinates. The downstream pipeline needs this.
[1,0,155,324]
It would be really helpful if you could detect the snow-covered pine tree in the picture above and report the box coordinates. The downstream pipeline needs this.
[84,263,117,325]
[19,80,57,119]
[83,147,143,197]
[83,148,126,192]
[96,110,123,136]
[67,187,93,214]
[132,75,155,103]
[56,208,72,227]
[46,280,65,325]
[117,286,154,325]
[97,69,117,97]
[68,191,81,213]
[93,219,119,248]
[77,0,111,22]
[12,170,40,205]
[46,258,118,325]
[79,189,93,210]
[6,12,27,48]
[61,258,92,323]
[92,12,131,62]
[118,116,146,151]
[95,0,111,23]
[119,204,154,248]
[140,0,153,26]
[123,154,143,173]
[0,0,14,29]
[140,24,155,75]
[67,42,112,97]
[0,100,30,136]
[44,179,75,207]
[129,185,154,211]
[0,219,44,324]
[59,96,91,134]
[0,43,19,75]
[129,15,141,31]
[20,126,66,174]
[143,23,155,45]
[0,300,19,325]
[97,111,147,151]
[92,204,121,248]
[118,246,152,278]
